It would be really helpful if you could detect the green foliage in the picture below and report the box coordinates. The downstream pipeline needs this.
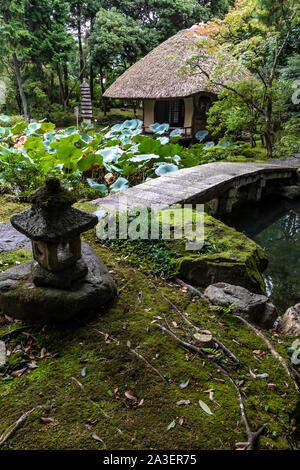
[103,208,178,279]
[273,115,300,158]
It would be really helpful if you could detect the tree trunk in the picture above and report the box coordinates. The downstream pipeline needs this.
[90,63,94,101]
[264,132,273,158]
[90,12,95,101]
[50,71,55,104]
[12,53,29,120]
[99,67,106,116]
[64,65,69,109]
[57,65,65,106]
[264,99,275,158]
[77,2,85,78]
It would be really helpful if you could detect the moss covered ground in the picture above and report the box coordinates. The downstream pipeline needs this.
[0,200,299,450]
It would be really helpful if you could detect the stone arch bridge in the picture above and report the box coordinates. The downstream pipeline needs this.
[93,162,300,216]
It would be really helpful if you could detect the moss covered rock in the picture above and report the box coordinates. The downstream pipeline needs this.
[167,210,268,294]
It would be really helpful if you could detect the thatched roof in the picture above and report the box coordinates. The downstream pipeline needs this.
[103,25,251,100]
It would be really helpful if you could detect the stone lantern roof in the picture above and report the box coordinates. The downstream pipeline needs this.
[11,178,98,242]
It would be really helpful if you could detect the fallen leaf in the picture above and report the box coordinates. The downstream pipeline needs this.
[137,399,144,407]
[125,391,138,402]
[41,417,55,424]
[167,420,176,430]
[176,399,191,406]
[213,378,225,383]
[253,350,266,356]
[104,333,110,344]
[40,347,46,359]
[235,441,249,450]
[179,416,184,426]
[92,432,103,443]
[179,378,190,389]
[11,368,27,377]
[199,399,213,415]
[267,383,277,389]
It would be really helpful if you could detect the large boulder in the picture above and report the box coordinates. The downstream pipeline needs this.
[280,304,300,336]
[204,282,277,329]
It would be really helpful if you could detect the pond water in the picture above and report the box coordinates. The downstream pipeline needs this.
[224,196,300,314]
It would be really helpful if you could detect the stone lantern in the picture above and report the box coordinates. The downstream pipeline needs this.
[11,178,97,288]
[0,178,117,323]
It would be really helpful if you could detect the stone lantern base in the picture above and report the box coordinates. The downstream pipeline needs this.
[0,243,117,323]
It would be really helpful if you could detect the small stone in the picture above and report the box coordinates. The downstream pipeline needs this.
[204,282,277,329]
[280,304,300,335]
[0,340,6,368]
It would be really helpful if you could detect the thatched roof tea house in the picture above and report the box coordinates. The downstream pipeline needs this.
[103,24,251,139]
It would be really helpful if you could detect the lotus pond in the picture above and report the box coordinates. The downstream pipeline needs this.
[227,196,300,314]
[0,116,268,200]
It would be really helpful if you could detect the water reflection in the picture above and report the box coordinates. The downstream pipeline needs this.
[224,196,300,313]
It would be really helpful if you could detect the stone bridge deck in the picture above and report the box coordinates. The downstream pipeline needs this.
[93,162,299,215]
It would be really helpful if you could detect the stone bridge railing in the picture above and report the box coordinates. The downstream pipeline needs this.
[93,162,300,216]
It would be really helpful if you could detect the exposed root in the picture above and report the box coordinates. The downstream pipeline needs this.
[0,406,42,449]
[155,283,241,366]
[224,371,267,450]
[235,315,300,391]
[175,278,208,301]
[128,345,169,383]
[0,326,29,341]
[157,323,266,450]
[156,323,207,360]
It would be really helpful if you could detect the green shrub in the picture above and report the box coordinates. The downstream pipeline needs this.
[0,115,24,127]
[274,116,300,158]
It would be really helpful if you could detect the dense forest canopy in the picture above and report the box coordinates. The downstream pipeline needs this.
[0,0,236,119]
[0,0,298,158]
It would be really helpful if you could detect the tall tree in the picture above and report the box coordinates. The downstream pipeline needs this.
[0,0,31,118]
[185,0,300,157]
[89,7,149,98]
[25,0,75,106]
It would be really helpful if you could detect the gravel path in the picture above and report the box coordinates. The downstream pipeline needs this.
[270,153,300,167]
[0,222,31,253]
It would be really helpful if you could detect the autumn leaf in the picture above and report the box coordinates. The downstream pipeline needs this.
[125,391,138,402]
